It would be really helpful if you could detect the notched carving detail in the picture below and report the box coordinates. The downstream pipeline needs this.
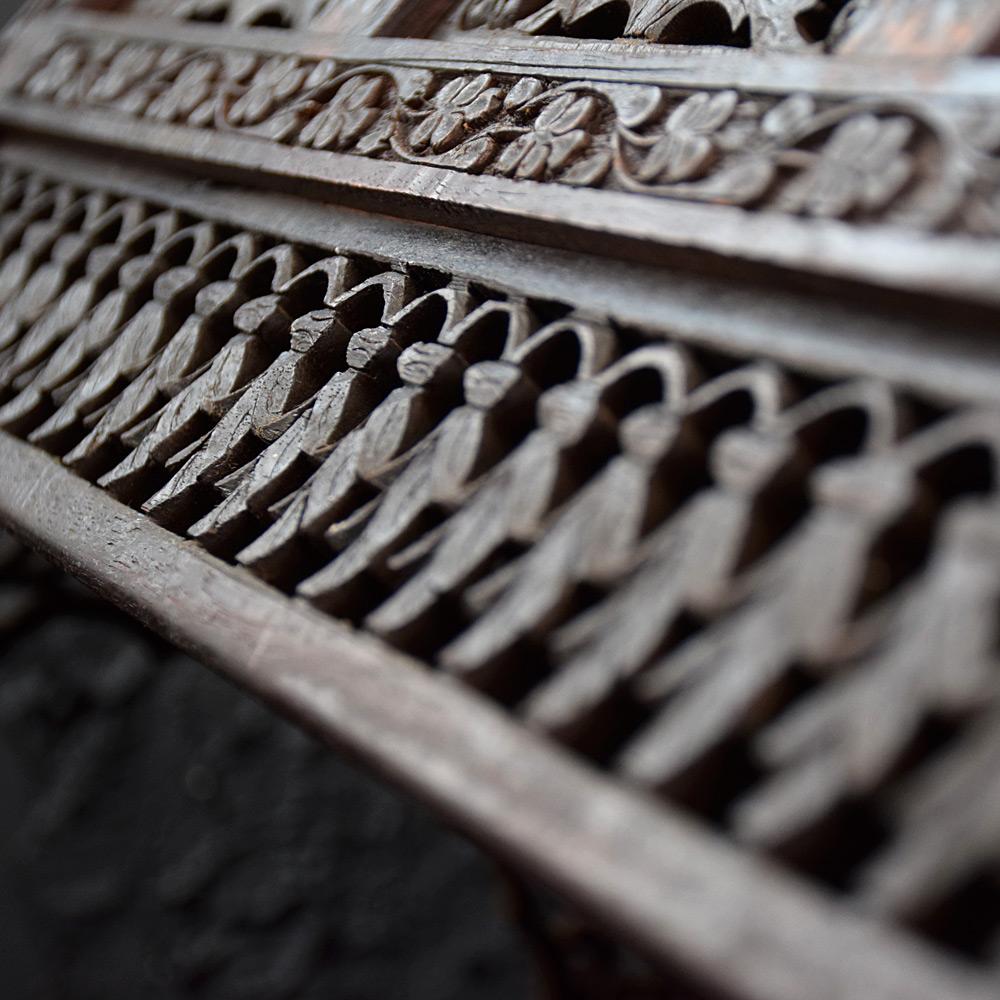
[4,153,1000,974]
[453,0,855,50]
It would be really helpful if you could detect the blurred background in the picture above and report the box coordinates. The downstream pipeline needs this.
[0,538,533,999]
[0,0,24,24]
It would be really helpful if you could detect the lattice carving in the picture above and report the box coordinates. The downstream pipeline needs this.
[83,0,433,33]
[452,0,855,49]
[2,162,1000,970]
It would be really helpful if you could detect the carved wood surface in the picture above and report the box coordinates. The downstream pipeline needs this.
[445,0,852,50]
[0,1,999,997]
[3,11,1000,308]
[442,0,1000,55]
[13,28,991,225]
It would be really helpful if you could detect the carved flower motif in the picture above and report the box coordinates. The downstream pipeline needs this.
[146,59,219,123]
[409,74,503,154]
[299,75,386,151]
[495,92,597,180]
[779,113,914,217]
[637,90,738,184]
[227,55,310,127]
[23,44,86,102]
[88,44,160,104]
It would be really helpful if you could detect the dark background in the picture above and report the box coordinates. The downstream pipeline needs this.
[0,538,533,999]
[0,0,24,25]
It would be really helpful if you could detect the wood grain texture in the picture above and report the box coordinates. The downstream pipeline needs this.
[0,428,996,1000]
[0,148,999,985]
[2,1,1000,995]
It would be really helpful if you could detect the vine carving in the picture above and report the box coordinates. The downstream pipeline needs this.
[15,35,1000,233]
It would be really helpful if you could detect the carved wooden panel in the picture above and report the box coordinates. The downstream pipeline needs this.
[0,1,998,998]
[437,0,1000,54]
[442,0,847,49]
[14,28,999,228]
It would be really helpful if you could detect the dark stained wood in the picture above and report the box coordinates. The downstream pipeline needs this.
[0,428,995,1000]
[1,1,1000,996]
[2,12,1000,304]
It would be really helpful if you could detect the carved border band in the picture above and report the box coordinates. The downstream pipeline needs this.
[10,24,1000,236]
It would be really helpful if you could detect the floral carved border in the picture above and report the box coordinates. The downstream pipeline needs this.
[16,34,1000,233]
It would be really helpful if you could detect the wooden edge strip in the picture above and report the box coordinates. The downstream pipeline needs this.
[0,430,995,1000]
[2,98,999,311]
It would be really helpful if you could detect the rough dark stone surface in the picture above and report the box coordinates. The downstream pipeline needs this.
[0,540,533,1000]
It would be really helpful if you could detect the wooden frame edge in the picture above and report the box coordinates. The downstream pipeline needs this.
[0,429,994,1000]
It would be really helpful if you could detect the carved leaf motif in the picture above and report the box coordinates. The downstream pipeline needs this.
[637,134,710,184]
[690,156,775,203]
[496,93,598,180]
[761,93,817,143]
[779,113,914,217]
[250,104,319,143]
[598,84,664,129]
[228,56,309,127]
[299,76,386,151]
[561,150,613,186]
[220,50,260,85]
[537,92,597,134]
[635,90,737,184]
[504,77,545,111]
[88,44,159,104]
[13,36,971,229]
[410,74,504,154]
[146,59,219,123]
[23,44,86,101]
[668,90,739,134]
